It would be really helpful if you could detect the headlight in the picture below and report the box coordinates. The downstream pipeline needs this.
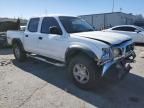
[112,48,122,58]
[101,48,111,61]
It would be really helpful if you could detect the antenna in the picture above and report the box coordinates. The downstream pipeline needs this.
[112,0,115,12]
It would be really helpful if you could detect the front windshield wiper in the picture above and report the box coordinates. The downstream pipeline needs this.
[87,29,94,31]
[71,29,94,33]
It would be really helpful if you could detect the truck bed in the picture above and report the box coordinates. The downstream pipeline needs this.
[7,30,24,45]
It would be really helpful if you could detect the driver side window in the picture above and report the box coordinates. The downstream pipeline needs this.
[41,17,62,35]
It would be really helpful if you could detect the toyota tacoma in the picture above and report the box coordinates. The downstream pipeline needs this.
[7,16,136,89]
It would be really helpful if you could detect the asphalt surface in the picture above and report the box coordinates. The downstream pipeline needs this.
[0,46,144,108]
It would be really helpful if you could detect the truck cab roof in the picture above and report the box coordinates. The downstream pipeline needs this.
[30,15,78,19]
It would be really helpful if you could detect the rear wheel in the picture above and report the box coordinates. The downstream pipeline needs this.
[13,42,27,62]
[68,54,101,89]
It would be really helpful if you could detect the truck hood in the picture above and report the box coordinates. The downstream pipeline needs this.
[70,31,132,45]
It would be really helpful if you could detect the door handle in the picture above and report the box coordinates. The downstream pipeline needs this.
[38,37,43,40]
[25,35,29,37]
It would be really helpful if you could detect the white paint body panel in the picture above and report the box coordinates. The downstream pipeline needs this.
[7,16,133,62]
[7,31,24,45]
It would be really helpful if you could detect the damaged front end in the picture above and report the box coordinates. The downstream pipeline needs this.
[99,41,136,80]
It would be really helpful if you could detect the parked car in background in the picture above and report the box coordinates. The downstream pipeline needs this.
[20,26,26,31]
[104,25,144,43]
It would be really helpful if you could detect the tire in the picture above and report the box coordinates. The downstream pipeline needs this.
[13,42,27,62]
[68,54,101,89]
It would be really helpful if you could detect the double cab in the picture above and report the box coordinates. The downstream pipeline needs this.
[7,16,136,89]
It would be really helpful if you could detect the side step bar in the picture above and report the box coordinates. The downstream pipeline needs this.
[27,54,65,67]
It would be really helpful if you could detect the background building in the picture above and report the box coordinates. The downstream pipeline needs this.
[79,12,144,30]
[0,18,27,26]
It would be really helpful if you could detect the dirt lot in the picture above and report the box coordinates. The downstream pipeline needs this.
[0,46,144,108]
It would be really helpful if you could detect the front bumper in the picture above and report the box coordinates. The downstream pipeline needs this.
[101,50,136,80]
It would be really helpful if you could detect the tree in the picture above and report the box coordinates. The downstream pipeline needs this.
[16,18,20,30]
[0,21,18,32]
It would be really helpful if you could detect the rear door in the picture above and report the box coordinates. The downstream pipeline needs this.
[24,18,40,53]
[134,28,144,43]
[138,32,144,43]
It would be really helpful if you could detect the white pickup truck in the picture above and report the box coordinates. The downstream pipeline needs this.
[7,16,136,89]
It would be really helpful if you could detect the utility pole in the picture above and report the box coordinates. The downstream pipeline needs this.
[112,0,115,12]
[120,8,122,12]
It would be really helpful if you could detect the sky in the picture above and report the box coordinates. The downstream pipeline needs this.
[0,0,144,19]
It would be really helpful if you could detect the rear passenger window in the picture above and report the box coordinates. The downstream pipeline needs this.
[41,17,62,34]
[124,27,136,32]
[28,18,40,32]
[112,27,124,31]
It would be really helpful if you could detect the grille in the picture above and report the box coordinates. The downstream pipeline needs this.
[126,44,134,52]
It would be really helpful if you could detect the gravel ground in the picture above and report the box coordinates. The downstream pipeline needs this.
[0,46,144,108]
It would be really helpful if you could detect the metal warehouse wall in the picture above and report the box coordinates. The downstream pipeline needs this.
[79,12,138,30]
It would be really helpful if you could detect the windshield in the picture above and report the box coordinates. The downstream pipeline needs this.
[59,16,94,33]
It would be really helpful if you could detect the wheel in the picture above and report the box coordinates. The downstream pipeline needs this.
[68,54,101,89]
[13,42,27,62]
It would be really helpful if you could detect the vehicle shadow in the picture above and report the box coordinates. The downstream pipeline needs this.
[12,58,144,108]
[135,43,144,46]
[0,48,12,55]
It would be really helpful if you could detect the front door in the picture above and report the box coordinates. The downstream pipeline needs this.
[38,17,68,61]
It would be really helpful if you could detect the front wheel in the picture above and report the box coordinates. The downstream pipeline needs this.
[13,43,27,62]
[68,54,101,89]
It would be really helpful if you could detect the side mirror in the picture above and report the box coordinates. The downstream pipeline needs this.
[93,26,95,29]
[49,26,62,35]
[135,29,141,33]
